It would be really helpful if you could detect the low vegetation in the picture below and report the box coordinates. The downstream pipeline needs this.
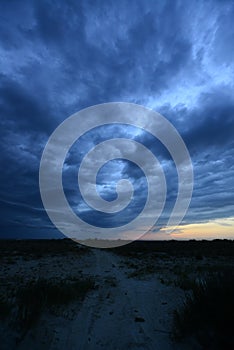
[0,296,11,320]
[0,239,90,259]
[112,239,234,257]
[1,277,95,334]
[173,270,234,349]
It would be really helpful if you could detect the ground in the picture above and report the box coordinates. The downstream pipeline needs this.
[1,240,233,349]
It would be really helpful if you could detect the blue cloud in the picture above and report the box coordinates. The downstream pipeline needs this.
[0,0,233,237]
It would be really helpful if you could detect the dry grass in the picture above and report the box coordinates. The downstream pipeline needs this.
[173,269,234,349]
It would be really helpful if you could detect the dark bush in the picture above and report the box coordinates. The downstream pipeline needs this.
[0,296,11,320]
[16,278,95,330]
[173,270,234,349]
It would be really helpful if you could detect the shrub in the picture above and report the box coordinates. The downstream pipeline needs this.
[174,274,197,291]
[0,296,11,320]
[16,278,95,331]
[173,270,234,349]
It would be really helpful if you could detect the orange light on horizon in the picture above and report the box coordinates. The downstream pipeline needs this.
[169,217,234,240]
[141,216,234,240]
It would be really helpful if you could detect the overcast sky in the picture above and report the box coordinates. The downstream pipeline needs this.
[0,0,234,239]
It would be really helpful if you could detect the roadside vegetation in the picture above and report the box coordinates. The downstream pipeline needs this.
[173,269,234,349]
[1,276,95,339]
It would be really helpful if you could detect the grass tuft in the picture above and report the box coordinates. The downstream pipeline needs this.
[173,270,234,349]
[0,278,94,331]
[0,296,11,320]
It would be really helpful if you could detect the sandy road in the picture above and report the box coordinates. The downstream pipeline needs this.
[66,249,184,350]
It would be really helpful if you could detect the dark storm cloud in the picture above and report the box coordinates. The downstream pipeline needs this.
[157,87,234,155]
[154,87,234,225]
[0,76,56,135]
[0,0,233,237]
[183,89,234,153]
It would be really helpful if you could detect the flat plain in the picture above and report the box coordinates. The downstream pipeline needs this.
[0,239,233,350]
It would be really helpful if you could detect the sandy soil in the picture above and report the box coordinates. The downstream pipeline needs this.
[0,246,206,350]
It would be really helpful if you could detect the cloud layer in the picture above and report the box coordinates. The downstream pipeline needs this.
[0,0,233,238]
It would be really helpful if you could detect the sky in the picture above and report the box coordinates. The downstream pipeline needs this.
[0,0,234,240]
